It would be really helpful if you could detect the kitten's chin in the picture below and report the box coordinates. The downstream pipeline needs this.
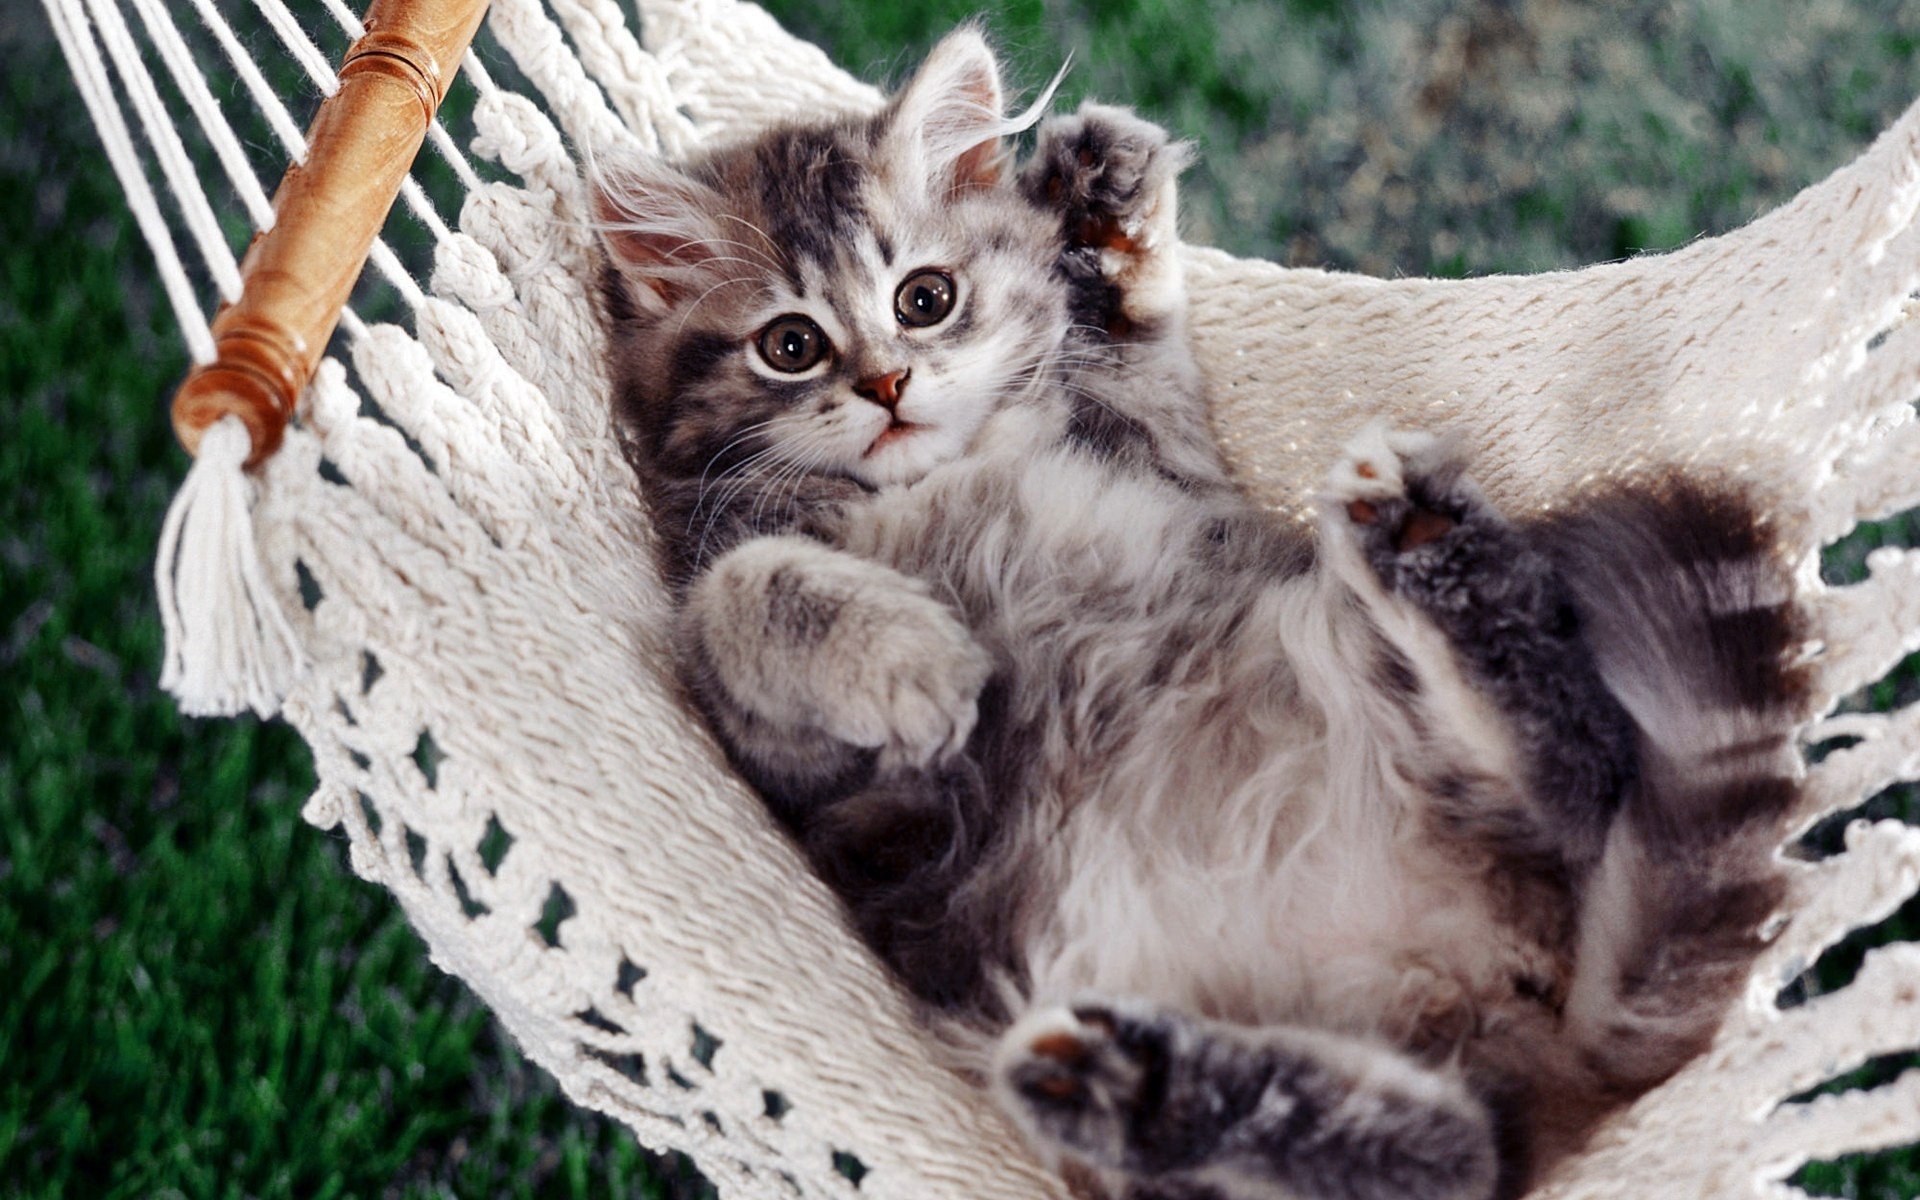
[867,422,925,456]
[850,421,967,488]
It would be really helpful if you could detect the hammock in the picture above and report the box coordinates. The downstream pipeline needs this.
[47,0,1920,1193]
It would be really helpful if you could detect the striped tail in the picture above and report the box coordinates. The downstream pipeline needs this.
[1540,481,1813,1089]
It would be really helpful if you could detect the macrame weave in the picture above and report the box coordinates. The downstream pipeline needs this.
[48,0,1920,1194]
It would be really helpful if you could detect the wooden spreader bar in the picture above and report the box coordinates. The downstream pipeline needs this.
[171,0,490,466]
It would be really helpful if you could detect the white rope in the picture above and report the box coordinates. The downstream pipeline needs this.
[40,0,213,363]
[547,0,677,142]
[81,0,321,717]
[483,0,638,158]
[123,0,275,226]
[316,0,364,37]
[180,0,308,193]
[247,0,343,101]
[81,0,245,302]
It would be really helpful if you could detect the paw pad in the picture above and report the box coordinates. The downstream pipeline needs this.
[1346,497,1459,552]
[1028,1071,1085,1101]
[997,1002,1163,1168]
[1073,214,1136,253]
[1015,1023,1098,1104]
[1029,1030,1092,1065]
[1398,509,1457,550]
[1329,425,1468,555]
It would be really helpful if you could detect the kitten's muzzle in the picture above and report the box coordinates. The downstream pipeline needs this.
[855,367,911,411]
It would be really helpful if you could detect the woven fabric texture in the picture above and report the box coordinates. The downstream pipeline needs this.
[49,0,1920,1193]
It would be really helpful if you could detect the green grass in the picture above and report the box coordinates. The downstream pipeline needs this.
[3,0,1917,1196]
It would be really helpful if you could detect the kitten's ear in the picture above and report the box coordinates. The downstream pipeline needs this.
[590,154,726,307]
[886,27,1010,194]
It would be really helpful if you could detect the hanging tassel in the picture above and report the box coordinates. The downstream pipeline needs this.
[155,414,307,717]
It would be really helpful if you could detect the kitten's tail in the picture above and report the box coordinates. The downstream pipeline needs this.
[1542,481,1813,1090]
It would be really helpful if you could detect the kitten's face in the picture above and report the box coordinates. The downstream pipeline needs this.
[597,31,1068,489]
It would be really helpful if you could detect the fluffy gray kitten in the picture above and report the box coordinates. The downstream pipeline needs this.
[594,29,1811,1200]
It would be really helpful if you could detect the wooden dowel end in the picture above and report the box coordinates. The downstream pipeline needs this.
[174,328,305,465]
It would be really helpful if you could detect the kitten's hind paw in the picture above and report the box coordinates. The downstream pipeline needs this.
[1324,423,1476,559]
[994,1002,1160,1169]
[1000,1001,1502,1200]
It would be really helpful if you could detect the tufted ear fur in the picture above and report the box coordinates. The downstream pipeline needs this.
[591,153,727,309]
[885,27,1017,195]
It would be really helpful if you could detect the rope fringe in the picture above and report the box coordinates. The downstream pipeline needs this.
[155,416,308,717]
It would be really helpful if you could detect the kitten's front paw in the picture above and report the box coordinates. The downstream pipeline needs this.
[1023,103,1191,326]
[690,539,990,771]
[994,1002,1161,1168]
[820,599,991,771]
[1024,104,1185,245]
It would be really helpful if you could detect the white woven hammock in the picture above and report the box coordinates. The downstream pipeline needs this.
[49,0,1920,1194]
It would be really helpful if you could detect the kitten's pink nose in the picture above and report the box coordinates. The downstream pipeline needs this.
[854,368,910,410]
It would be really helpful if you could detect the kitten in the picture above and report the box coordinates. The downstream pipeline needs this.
[594,29,1811,1200]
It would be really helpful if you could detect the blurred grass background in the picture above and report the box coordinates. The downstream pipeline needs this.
[3,0,1918,1196]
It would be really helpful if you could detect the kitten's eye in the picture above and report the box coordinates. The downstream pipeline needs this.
[756,316,829,373]
[895,269,956,328]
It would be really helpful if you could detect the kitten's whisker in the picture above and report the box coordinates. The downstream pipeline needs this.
[676,253,775,276]
[673,277,771,339]
[696,418,780,473]
[749,429,837,528]
[690,440,795,544]
[768,441,836,528]
[685,233,778,260]
[748,456,813,531]
[702,458,783,531]
[751,464,802,530]
[687,421,783,529]
[696,422,837,562]
[714,213,783,269]
[648,235,780,269]
[693,466,772,570]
